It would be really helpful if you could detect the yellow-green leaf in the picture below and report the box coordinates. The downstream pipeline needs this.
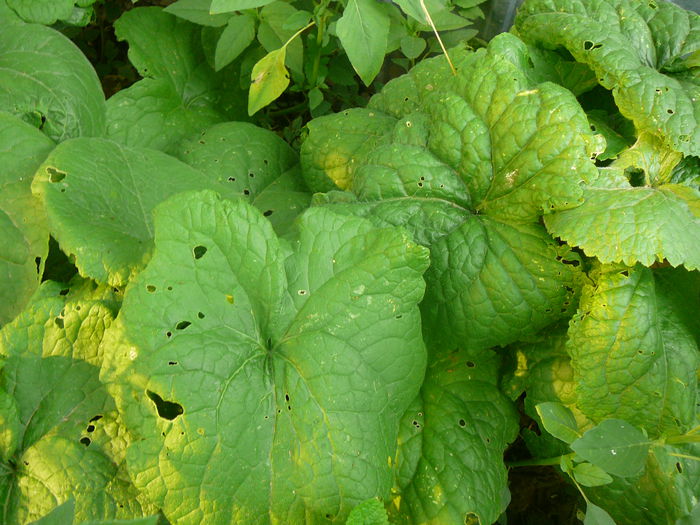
[248,48,289,115]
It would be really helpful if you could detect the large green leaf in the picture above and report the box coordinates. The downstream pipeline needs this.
[101,191,430,524]
[33,125,307,287]
[390,348,518,524]
[175,122,310,234]
[515,0,700,156]
[31,138,210,286]
[0,23,106,141]
[106,7,246,153]
[566,264,699,437]
[545,165,700,270]
[303,34,598,351]
[5,0,73,24]
[0,113,54,326]
[0,280,156,524]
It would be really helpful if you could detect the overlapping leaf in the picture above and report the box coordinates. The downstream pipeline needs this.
[33,124,305,287]
[566,264,699,437]
[0,113,54,326]
[515,0,700,156]
[0,22,106,141]
[5,0,96,25]
[175,122,310,234]
[106,7,246,153]
[545,144,700,270]
[302,33,600,351]
[586,444,700,525]
[0,280,156,524]
[31,138,208,286]
[101,191,430,524]
[391,348,518,525]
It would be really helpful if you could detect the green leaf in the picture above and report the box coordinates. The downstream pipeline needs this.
[565,264,699,435]
[0,23,106,141]
[391,348,518,524]
[0,113,54,326]
[6,0,73,24]
[346,499,389,525]
[0,280,156,523]
[302,109,396,192]
[571,419,650,478]
[248,47,290,115]
[586,444,700,524]
[536,402,581,444]
[546,170,700,270]
[106,78,225,155]
[29,499,75,525]
[107,7,246,152]
[256,2,304,74]
[336,0,390,86]
[303,34,598,351]
[101,191,430,524]
[400,36,426,60]
[572,463,614,487]
[215,14,255,70]
[525,45,598,97]
[164,0,232,26]
[210,0,274,13]
[31,138,209,286]
[516,0,700,156]
[584,503,617,525]
[174,121,310,234]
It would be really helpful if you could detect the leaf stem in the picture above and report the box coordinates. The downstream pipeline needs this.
[668,452,700,462]
[283,21,316,50]
[666,434,700,445]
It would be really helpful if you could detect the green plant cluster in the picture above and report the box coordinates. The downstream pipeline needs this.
[0,0,698,524]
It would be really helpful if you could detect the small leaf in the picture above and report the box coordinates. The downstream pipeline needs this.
[282,9,312,31]
[572,462,614,487]
[215,14,256,71]
[248,48,290,115]
[210,0,274,13]
[400,35,427,59]
[308,87,323,111]
[336,0,389,86]
[571,419,650,478]
[536,402,580,444]
[345,498,389,525]
[164,0,231,26]
[583,502,617,525]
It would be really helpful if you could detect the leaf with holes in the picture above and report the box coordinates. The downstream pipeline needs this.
[174,122,310,235]
[302,33,599,351]
[0,280,156,523]
[100,190,430,524]
[0,112,54,326]
[515,0,700,156]
[390,348,518,525]
[31,138,215,286]
[33,124,308,287]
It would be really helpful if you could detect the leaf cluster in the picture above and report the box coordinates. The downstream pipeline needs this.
[0,0,698,524]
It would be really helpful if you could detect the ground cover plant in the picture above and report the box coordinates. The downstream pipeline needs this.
[0,0,698,524]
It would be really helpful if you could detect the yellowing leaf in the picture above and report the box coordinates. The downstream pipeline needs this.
[248,47,290,116]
